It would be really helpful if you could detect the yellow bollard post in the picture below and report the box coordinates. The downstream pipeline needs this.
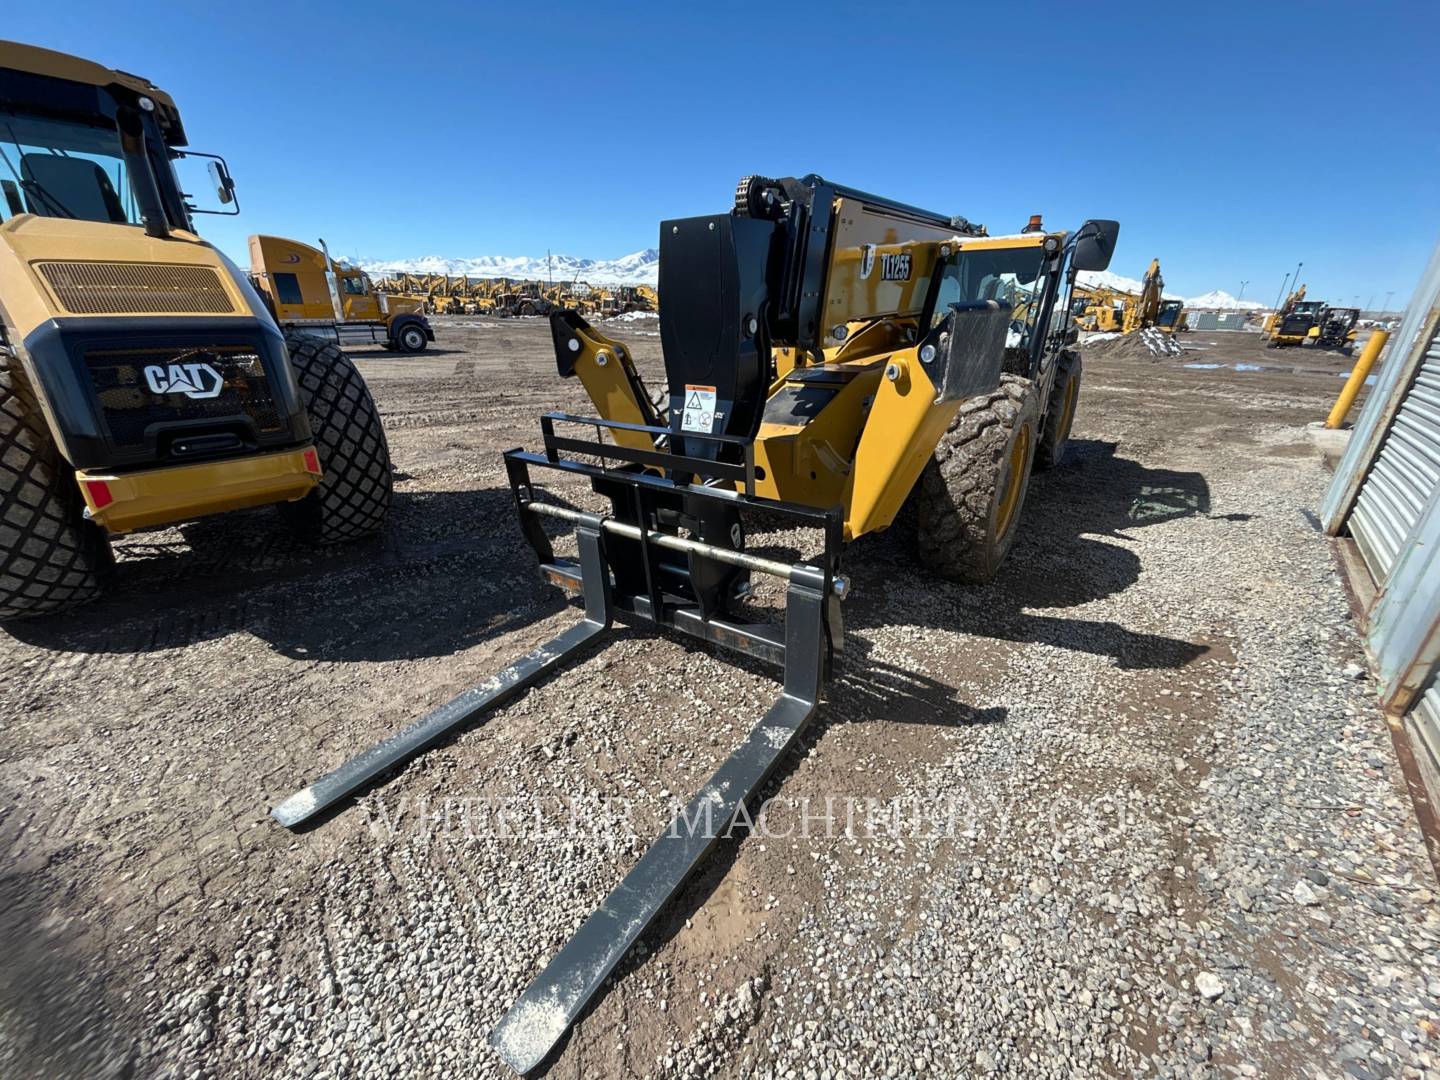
[1325,330,1390,429]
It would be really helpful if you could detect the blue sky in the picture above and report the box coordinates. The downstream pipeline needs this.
[8,1,1438,307]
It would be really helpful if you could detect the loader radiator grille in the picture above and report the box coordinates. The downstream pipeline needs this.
[36,261,236,315]
[84,344,284,454]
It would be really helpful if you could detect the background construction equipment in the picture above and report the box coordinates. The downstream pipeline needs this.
[249,235,434,352]
[1072,259,1185,335]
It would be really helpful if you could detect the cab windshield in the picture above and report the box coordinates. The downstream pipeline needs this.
[0,114,142,225]
[928,246,1050,348]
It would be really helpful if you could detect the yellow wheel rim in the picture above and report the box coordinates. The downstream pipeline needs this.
[996,425,1032,538]
[1058,375,1079,444]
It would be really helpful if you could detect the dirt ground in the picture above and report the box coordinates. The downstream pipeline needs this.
[1,318,1433,1079]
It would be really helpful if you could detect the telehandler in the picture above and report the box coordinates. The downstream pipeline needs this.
[0,41,392,618]
[274,173,1119,1072]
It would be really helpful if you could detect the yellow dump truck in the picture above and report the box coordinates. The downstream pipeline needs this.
[249,235,434,353]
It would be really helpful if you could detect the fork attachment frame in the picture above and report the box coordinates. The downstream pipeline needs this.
[272,412,845,1074]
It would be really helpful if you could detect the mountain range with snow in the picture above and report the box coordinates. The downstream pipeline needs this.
[1180,289,1264,311]
[1076,269,1184,301]
[362,250,1263,309]
[361,250,659,286]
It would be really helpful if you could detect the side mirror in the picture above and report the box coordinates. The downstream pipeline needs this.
[208,159,235,205]
[1071,219,1120,272]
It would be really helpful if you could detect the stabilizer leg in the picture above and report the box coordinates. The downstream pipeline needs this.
[489,565,828,1073]
[272,520,613,829]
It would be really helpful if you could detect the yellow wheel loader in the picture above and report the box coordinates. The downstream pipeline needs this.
[0,42,392,619]
[1268,298,1326,348]
[274,173,1119,1072]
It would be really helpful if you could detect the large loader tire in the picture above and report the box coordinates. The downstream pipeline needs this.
[1034,351,1082,471]
[914,375,1039,584]
[278,334,392,544]
[0,359,111,619]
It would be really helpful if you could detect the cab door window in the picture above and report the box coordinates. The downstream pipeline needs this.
[340,274,378,320]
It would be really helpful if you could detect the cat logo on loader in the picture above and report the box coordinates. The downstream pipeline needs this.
[143,361,225,399]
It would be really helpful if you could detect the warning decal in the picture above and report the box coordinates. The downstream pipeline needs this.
[681,384,718,433]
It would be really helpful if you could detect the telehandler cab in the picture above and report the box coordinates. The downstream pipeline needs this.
[0,42,392,619]
[275,173,1119,1072]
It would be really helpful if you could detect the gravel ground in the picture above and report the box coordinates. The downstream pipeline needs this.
[1,319,1434,1079]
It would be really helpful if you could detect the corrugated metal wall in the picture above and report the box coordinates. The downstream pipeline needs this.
[1187,311,1253,331]
[1411,683,1440,795]
[1324,239,1440,530]
[1321,236,1440,819]
[1349,331,1440,577]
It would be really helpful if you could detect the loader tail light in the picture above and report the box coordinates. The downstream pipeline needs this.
[302,448,322,476]
[82,479,115,509]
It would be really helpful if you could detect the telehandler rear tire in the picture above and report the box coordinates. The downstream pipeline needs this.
[0,359,111,619]
[914,375,1039,584]
[278,334,392,545]
[1034,351,1082,471]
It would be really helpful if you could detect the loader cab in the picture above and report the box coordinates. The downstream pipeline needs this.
[1280,300,1324,337]
[0,76,184,234]
[0,45,237,236]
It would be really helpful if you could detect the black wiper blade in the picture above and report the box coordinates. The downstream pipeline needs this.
[0,126,76,219]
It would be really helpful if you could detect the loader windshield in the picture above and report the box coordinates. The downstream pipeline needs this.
[0,114,141,225]
[929,246,1050,348]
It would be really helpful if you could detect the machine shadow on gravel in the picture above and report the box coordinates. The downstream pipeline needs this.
[4,487,580,664]
[0,869,137,1080]
[850,440,1220,670]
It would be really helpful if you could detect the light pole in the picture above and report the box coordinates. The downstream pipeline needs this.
[1293,261,1304,295]
[1274,272,1291,311]
[1384,290,1395,314]
[1366,293,1374,313]
[1238,280,1249,304]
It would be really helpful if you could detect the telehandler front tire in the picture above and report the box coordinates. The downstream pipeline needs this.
[1034,351,1082,471]
[0,359,111,620]
[914,375,1039,584]
[278,334,392,545]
